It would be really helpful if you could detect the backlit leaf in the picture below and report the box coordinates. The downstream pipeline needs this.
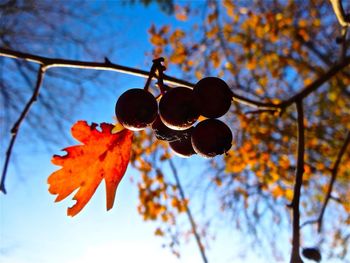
[48,121,133,216]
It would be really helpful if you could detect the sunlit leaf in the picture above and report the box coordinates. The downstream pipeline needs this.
[48,121,133,216]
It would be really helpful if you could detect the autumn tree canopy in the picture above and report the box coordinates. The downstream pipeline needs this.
[137,1,350,262]
[1,1,350,263]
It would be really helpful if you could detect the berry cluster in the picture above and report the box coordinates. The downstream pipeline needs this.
[115,60,233,158]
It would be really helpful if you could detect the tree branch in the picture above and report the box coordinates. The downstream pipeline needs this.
[168,159,208,263]
[290,100,305,263]
[317,130,350,232]
[281,57,350,108]
[301,131,350,232]
[2,48,350,111]
[0,47,277,110]
[0,65,46,193]
[1,47,350,194]
[0,47,193,87]
[329,0,350,27]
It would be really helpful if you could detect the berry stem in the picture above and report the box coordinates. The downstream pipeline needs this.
[143,64,157,92]
[143,57,165,92]
[156,64,167,95]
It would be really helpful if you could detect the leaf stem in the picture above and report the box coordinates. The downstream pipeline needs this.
[143,64,157,92]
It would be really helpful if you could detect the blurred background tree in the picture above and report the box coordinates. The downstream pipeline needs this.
[1,0,349,262]
[133,0,350,262]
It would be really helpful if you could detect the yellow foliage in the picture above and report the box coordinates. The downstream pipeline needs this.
[143,2,350,256]
[169,44,187,64]
[207,12,218,24]
[150,34,167,46]
[169,29,185,43]
[223,0,235,18]
[246,59,257,70]
[174,5,188,21]
[206,25,219,39]
[155,228,164,236]
[210,51,220,68]
[271,185,284,199]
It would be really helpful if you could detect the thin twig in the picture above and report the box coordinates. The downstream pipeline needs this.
[300,131,350,231]
[281,57,350,108]
[244,109,279,115]
[0,65,46,193]
[317,131,350,232]
[290,100,305,263]
[168,159,208,263]
[340,27,348,62]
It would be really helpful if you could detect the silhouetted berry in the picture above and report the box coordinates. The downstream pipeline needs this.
[159,86,200,130]
[169,130,196,157]
[193,77,233,118]
[115,88,157,131]
[335,36,343,44]
[302,247,322,262]
[191,119,232,158]
[152,116,191,142]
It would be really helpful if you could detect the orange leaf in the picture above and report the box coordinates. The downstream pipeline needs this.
[47,121,133,216]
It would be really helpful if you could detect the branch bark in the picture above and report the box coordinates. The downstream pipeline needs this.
[1,47,350,194]
[169,159,208,263]
[329,0,350,27]
[0,65,46,193]
[317,130,350,232]
[2,48,350,111]
[300,131,350,231]
[290,100,305,263]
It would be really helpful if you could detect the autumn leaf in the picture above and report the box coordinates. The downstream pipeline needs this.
[174,5,188,21]
[48,121,133,216]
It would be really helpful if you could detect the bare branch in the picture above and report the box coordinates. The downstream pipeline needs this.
[0,47,277,110]
[281,57,350,108]
[340,27,348,62]
[317,130,350,232]
[290,100,305,263]
[1,47,350,195]
[2,48,350,111]
[300,131,350,232]
[0,47,191,87]
[168,159,208,263]
[0,65,46,193]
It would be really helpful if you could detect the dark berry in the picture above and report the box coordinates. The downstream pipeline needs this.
[193,77,232,118]
[302,248,321,262]
[191,119,232,158]
[115,88,157,131]
[169,129,196,157]
[152,115,191,142]
[335,36,343,44]
[159,86,200,130]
